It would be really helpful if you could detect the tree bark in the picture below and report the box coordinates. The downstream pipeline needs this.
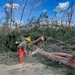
[52,52,72,57]
[39,49,75,68]
[33,48,75,68]
[31,36,44,44]
[28,36,75,68]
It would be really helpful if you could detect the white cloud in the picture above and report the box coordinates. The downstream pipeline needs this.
[54,1,69,12]
[4,3,20,9]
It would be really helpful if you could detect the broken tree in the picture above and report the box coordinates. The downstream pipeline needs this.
[28,37,75,68]
[36,48,75,68]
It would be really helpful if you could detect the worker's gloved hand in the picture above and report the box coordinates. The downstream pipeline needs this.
[15,41,20,45]
[15,41,19,44]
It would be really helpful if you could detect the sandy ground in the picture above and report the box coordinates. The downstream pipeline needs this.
[0,53,65,75]
[0,60,65,75]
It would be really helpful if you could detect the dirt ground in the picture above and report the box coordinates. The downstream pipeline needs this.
[0,54,65,75]
[0,62,65,75]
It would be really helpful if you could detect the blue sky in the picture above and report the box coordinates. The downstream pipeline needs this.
[0,0,75,25]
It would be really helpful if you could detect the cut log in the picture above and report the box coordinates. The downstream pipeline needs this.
[31,36,44,45]
[36,49,75,68]
[30,47,75,68]
[52,52,72,57]
[28,37,75,68]
[28,36,44,50]
[68,55,75,64]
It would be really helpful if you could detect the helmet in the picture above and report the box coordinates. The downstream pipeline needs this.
[26,36,31,42]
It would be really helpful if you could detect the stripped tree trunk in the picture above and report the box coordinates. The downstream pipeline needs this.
[51,52,72,57]
[31,36,44,44]
[29,36,75,68]
[36,48,75,68]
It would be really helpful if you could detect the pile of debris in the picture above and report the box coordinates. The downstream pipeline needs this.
[0,36,75,69]
[28,36,75,68]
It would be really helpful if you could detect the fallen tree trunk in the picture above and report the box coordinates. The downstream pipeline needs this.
[28,36,44,50]
[31,48,75,68]
[29,46,75,68]
[31,36,44,44]
[52,52,72,57]
[28,36,75,68]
